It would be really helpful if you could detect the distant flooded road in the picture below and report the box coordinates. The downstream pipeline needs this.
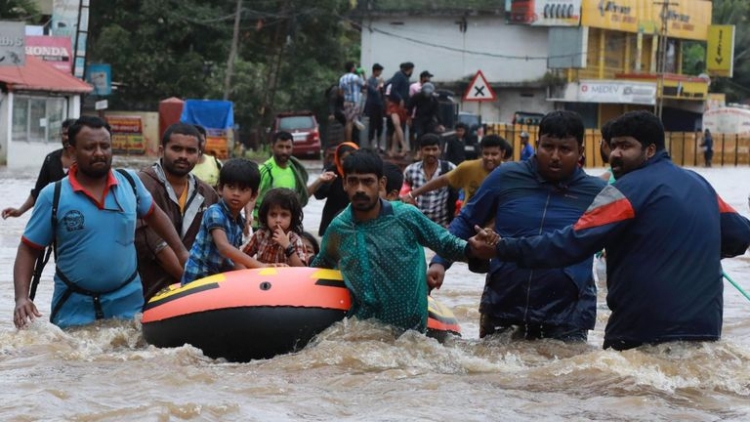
[1,159,749,421]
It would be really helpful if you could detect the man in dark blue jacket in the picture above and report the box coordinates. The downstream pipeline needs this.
[470,110,750,350]
[429,110,606,342]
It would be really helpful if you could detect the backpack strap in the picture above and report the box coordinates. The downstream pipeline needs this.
[115,168,138,199]
[28,181,62,301]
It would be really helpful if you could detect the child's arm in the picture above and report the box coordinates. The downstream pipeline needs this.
[272,226,306,267]
[211,228,267,269]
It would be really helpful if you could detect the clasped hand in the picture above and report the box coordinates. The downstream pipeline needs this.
[468,225,500,260]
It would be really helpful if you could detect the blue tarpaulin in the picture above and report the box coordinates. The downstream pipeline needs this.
[180,99,234,130]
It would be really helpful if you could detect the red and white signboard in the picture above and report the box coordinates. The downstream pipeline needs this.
[25,35,72,73]
[463,70,497,102]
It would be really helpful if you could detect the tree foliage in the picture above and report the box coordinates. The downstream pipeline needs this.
[709,0,750,102]
[0,0,41,21]
[87,0,360,141]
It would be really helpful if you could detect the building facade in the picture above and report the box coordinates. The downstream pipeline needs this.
[0,56,92,167]
[356,2,558,124]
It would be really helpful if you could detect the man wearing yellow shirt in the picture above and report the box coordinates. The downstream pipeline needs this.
[401,134,506,206]
[190,125,222,189]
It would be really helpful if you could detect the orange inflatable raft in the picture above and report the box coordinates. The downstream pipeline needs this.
[141,267,461,362]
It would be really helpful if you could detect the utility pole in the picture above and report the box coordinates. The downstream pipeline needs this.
[654,1,679,119]
[223,0,243,100]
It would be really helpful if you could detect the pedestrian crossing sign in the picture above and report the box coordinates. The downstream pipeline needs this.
[463,70,496,102]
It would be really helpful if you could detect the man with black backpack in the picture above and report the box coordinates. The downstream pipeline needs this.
[12,116,188,329]
[402,133,456,227]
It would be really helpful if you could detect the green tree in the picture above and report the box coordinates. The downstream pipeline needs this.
[0,0,40,20]
[87,0,360,144]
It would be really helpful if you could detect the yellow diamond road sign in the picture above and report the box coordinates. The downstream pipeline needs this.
[707,25,735,78]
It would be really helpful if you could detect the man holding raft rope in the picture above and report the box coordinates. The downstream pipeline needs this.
[469,110,750,350]
[429,110,606,342]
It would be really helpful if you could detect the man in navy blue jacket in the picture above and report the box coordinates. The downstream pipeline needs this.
[429,110,606,342]
[470,110,750,350]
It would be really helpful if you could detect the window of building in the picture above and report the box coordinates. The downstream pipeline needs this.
[12,95,68,143]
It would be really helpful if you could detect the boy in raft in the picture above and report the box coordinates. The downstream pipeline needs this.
[242,188,307,266]
[181,159,278,286]
[312,149,495,333]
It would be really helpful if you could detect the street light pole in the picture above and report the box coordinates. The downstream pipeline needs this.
[654,1,679,119]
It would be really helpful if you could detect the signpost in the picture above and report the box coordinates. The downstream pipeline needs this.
[463,70,496,122]
[0,21,26,67]
[707,25,735,78]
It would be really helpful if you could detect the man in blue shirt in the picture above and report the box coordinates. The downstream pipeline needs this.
[13,116,189,329]
[520,131,534,161]
[339,61,365,143]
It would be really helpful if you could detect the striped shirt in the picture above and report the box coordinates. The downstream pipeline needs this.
[404,160,456,226]
[339,72,364,104]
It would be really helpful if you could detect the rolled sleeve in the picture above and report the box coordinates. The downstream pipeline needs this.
[22,184,56,248]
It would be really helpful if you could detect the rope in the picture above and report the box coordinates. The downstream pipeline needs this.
[724,271,750,302]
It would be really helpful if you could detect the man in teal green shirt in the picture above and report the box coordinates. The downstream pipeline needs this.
[312,150,493,333]
[251,131,309,228]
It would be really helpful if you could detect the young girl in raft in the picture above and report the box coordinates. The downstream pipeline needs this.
[242,188,308,266]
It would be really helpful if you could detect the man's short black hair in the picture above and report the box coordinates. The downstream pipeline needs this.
[600,119,614,145]
[538,110,585,145]
[455,122,468,131]
[400,62,415,71]
[193,124,207,139]
[383,161,403,194]
[419,133,440,148]
[342,149,383,179]
[372,63,383,71]
[161,123,202,148]
[479,134,505,150]
[272,131,293,144]
[62,118,77,129]
[68,116,111,147]
[609,110,665,151]
[219,158,261,194]
[344,61,356,73]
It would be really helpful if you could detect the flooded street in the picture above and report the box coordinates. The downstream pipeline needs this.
[1,159,749,421]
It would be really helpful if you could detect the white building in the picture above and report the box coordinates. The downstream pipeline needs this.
[0,55,92,168]
[357,9,560,123]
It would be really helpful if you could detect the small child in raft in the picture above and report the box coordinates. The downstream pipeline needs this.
[299,231,320,267]
[181,159,278,286]
[242,188,308,266]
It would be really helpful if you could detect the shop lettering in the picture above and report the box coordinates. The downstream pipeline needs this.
[590,85,619,93]
[664,9,690,23]
[0,36,24,47]
[543,3,576,19]
[598,0,631,17]
[25,46,70,57]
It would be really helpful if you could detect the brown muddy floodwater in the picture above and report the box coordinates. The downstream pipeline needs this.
[1,159,749,421]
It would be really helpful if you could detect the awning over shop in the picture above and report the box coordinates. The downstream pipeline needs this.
[0,55,92,94]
